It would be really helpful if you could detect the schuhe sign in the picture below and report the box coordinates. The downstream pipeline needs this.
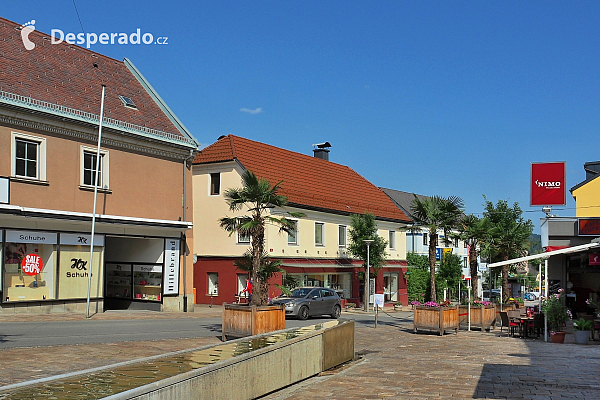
[531,162,566,206]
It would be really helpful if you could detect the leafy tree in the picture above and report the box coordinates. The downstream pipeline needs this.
[438,252,462,291]
[220,170,304,306]
[348,213,388,309]
[455,214,489,299]
[406,252,429,270]
[410,195,464,302]
[483,199,533,303]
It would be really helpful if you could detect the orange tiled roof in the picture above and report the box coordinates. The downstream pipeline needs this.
[194,135,411,223]
[0,17,184,137]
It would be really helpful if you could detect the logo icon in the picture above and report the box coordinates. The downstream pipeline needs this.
[21,20,36,51]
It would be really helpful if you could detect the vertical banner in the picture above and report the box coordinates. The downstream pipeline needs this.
[531,162,566,206]
[163,238,180,295]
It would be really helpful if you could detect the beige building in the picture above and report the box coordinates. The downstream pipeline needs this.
[192,135,411,307]
[0,17,198,313]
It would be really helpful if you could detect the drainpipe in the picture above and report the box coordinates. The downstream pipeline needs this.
[182,149,195,312]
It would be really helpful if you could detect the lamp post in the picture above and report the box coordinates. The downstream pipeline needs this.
[363,239,374,312]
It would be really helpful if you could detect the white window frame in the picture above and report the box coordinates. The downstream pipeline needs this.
[207,272,219,295]
[389,230,396,250]
[287,220,298,245]
[11,132,47,181]
[338,225,347,247]
[80,146,110,189]
[315,222,325,246]
[236,218,251,244]
[209,172,220,196]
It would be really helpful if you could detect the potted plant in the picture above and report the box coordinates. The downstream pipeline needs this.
[573,318,593,344]
[345,302,356,310]
[541,288,571,343]
[459,300,496,332]
[393,301,403,311]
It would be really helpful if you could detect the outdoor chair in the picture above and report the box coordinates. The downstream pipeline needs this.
[532,312,544,338]
[507,310,523,337]
[500,311,520,337]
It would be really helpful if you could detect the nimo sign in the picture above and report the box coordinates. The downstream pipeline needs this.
[531,162,566,206]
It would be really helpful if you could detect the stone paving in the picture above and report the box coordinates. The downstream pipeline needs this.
[1,307,599,399]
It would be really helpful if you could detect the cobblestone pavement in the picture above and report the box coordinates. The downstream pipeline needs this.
[1,307,599,399]
[263,318,600,400]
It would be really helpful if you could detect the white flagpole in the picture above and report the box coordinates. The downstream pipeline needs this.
[86,85,106,319]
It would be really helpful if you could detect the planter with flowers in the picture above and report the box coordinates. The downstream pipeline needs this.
[413,300,459,336]
[393,301,403,311]
[541,288,571,343]
[459,300,496,332]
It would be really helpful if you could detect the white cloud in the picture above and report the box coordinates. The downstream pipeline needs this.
[240,107,263,115]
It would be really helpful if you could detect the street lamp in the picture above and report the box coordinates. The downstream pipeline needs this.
[363,239,374,312]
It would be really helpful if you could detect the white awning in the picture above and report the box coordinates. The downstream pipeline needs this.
[488,242,600,268]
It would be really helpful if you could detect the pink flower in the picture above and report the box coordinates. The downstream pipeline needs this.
[558,288,564,293]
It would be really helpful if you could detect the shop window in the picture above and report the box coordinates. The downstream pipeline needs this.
[57,233,104,299]
[315,222,324,246]
[287,272,352,299]
[133,265,162,301]
[3,230,57,302]
[11,132,47,181]
[210,173,220,195]
[81,147,109,189]
[287,220,298,245]
[389,230,396,250]
[207,273,219,296]
[338,225,346,247]
[105,263,133,299]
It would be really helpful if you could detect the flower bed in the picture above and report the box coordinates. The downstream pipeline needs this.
[413,304,459,336]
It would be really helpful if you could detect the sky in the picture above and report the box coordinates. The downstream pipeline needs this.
[3,1,600,232]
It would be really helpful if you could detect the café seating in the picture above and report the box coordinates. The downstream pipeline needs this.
[500,311,521,337]
[507,310,523,337]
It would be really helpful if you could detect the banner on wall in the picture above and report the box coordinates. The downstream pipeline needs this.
[531,162,566,206]
[163,238,180,295]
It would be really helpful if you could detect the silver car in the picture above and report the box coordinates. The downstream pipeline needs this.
[270,287,342,320]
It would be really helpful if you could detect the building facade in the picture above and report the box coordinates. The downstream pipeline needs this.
[192,136,412,307]
[0,17,198,313]
[542,161,600,313]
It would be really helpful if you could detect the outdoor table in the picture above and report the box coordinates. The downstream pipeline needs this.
[518,316,534,338]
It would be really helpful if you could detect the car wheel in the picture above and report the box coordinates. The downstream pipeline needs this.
[298,305,309,320]
[331,305,341,319]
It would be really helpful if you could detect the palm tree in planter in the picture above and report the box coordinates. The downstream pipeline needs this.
[220,170,304,306]
[410,195,464,303]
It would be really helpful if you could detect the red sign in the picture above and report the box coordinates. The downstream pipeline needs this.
[579,218,600,236]
[21,254,43,276]
[589,254,600,266]
[531,162,566,206]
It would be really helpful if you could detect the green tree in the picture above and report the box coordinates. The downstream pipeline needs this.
[410,195,464,302]
[438,252,462,292]
[483,199,533,303]
[220,170,304,306]
[455,214,489,300]
[348,213,388,309]
[406,252,429,270]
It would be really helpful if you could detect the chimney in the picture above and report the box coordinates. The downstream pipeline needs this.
[312,142,331,161]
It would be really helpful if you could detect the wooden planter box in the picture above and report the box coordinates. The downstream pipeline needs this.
[413,305,459,336]
[459,305,496,331]
[222,303,286,340]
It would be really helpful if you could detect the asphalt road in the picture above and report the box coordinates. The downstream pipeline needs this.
[0,313,411,349]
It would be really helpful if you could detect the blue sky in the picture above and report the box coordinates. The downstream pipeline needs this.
[4,1,599,232]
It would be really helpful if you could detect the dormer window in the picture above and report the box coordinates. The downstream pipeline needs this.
[119,95,137,109]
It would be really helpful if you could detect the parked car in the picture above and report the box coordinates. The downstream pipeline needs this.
[524,292,540,300]
[270,287,342,320]
[482,289,501,301]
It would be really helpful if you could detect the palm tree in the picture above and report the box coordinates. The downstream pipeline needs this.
[220,170,304,306]
[455,214,489,300]
[410,195,464,302]
[483,199,533,303]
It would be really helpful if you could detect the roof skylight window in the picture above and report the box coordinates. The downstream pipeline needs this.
[119,95,137,109]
